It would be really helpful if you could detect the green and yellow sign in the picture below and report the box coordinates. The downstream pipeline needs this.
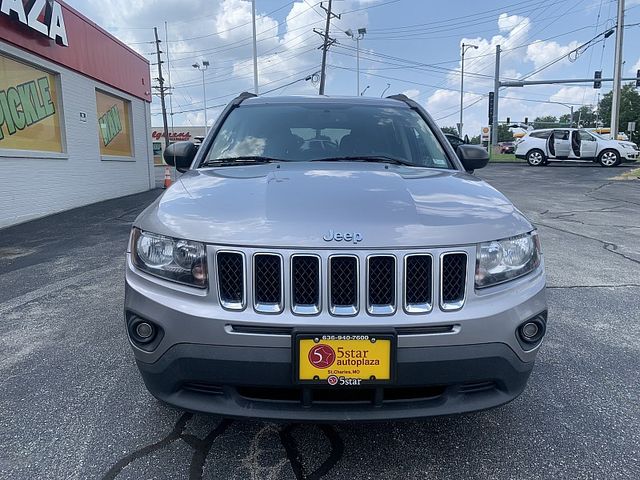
[0,54,63,152]
[96,90,132,157]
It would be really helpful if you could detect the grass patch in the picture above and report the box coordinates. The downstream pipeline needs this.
[612,167,640,180]
[490,153,522,162]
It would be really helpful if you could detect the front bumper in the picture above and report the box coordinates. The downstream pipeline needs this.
[124,252,546,420]
[136,342,534,421]
[622,150,639,161]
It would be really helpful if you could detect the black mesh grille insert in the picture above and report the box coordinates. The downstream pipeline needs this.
[368,256,395,306]
[330,256,358,307]
[254,255,282,304]
[292,256,320,306]
[405,255,432,305]
[217,252,244,304]
[441,253,467,305]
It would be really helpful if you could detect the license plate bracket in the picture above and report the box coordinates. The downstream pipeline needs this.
[293,333,396,386]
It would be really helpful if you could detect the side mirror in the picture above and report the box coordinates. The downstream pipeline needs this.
[456,144,489,172]
[164,141,197,173]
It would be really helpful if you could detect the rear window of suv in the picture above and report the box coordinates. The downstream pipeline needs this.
[204,103,454,169]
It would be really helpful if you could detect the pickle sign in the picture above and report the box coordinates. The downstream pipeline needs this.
[98,105,123,147]
[0,77,56,141]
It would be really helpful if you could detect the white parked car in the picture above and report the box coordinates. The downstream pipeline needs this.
[515,128,639,167]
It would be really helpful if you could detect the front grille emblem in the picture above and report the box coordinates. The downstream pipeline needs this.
[323,229,363,244]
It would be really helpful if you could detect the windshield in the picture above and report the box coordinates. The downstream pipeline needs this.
[203,103,453,169]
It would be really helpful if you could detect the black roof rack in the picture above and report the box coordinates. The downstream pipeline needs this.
[232,91,258,106]
[386,93,420,109]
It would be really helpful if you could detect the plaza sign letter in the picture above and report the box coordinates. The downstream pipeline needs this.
[1,0,69,46]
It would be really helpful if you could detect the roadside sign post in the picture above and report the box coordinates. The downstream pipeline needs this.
[481,126,491,156]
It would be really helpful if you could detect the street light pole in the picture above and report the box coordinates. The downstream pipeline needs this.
[459,43,478,137]
[193,61,209,135]
[251,0,259,94]
[345,28,367,96]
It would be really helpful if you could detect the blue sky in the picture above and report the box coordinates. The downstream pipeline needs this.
[67,0,640,136]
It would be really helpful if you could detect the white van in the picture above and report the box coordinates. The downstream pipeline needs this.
[515,128,638,167]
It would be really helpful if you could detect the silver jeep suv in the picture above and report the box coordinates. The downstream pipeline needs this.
[125,93,547,421]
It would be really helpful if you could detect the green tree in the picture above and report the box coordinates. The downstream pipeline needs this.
[559,105,597,127]
[497,123,513,142]
[532,115,558,129]
[468,134,481,144]
[598,83,640,140]
[441,126,459,136]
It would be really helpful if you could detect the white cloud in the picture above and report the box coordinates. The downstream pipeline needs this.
[402,89,420,100]
[497,13,527,33]
[549,87,588,105]
[525,40,580,71]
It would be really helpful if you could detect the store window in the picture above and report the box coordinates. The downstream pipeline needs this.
[96,90,133,157]
[0,53,63,153]
[153,141,164,165]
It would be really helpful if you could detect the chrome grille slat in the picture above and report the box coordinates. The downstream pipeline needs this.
[367,255,396,315]
[440,252,467,311]
[329,255,359,316]
[213,249,469,315]
[253,254,283,313]
[291,255,320,315]
[216,251,245,310]
[404,254,433,313]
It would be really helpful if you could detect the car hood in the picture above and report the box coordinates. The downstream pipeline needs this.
[135,162,533,248]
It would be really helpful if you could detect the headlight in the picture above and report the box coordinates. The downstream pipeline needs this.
[475,231,541,288]
[131,228,208,288]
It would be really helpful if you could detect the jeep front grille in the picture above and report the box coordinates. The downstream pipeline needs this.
[404,254,432,313]
[291,255,320,315]
[253,254,283,313]
[216,251,245,310]
[440,252,467,311]
[367,255,396,315]
[329,256,359,315]
[212,248,469,315]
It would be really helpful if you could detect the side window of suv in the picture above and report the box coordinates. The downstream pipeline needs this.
[579,131,595,141]
[530,131,551,139]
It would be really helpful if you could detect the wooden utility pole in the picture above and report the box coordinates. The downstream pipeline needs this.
[610,0,625,138]
[153,27,170,151]
[317,0,339,95]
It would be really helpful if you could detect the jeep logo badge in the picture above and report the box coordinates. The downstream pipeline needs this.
[323,229,363,244]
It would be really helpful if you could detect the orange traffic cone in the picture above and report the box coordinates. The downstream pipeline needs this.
[163,166,172,189]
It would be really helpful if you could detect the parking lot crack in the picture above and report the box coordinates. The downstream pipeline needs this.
[537,222,640,266]
[279,424,344,480]
[101,412,193,480]
[547,284,640,289]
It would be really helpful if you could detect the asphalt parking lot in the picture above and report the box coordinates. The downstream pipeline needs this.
[1,163,639,480]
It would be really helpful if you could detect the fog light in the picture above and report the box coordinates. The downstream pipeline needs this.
[516,313,546,349]
[135,322,154,339]
[521,322,539,339]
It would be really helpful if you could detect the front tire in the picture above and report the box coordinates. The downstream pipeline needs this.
[526,149,546,166]
[598,149,620,167]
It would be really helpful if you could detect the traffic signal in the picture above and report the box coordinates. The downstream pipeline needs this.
[636,69,640,88]
[524,117,528,124]
[594,70,602,89]
[506,117,511,124]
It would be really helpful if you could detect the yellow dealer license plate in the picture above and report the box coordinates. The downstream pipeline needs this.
[296,334,394,385]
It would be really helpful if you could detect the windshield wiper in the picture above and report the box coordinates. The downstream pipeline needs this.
[309,156,416,166]
[201,156,283,167]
